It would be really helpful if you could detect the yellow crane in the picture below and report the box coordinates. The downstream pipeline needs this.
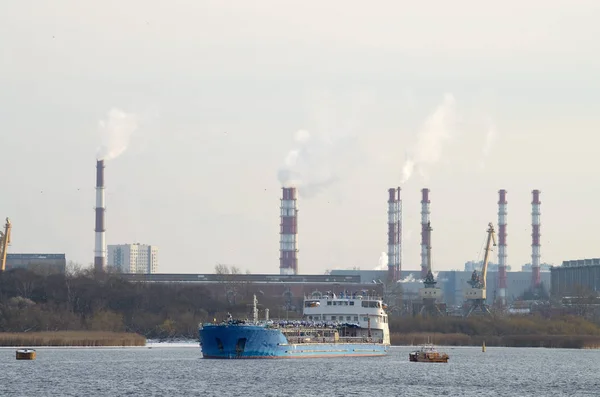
[464,222,496,317]
[0,217,12,272]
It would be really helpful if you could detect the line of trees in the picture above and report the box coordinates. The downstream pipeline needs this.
[0,267,228,339]
[0,264,294,339]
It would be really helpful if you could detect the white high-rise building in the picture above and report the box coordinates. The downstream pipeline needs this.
[107,243,158,274]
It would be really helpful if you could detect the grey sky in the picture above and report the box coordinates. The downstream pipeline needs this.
[2,1,599,274]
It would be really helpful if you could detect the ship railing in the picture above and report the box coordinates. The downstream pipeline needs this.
[304,293,384,301]
[284,336,384,345]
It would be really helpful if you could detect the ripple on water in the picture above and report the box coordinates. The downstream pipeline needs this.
[0,346,599,396]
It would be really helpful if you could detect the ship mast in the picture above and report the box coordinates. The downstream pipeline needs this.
[253,294,259,323]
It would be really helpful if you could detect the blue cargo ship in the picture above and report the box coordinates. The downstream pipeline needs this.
[199,292,390,359]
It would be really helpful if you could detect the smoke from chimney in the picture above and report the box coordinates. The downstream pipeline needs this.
[97,108,138,161]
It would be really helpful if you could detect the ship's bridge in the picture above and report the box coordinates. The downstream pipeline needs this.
[302,293,389,329]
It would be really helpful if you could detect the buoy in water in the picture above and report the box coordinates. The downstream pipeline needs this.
[482,342,486,352]
[16,349,36,360]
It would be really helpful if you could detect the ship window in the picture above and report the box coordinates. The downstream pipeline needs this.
[349,301,354,306]
[332,316,336,321]
[308,316,312,320]
[344,301,349,305]
[354,316,358,321]
[363,317,368,322]
[327,301,332,306]
[346,316,351,321]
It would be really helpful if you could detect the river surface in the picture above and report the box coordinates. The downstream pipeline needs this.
[1,343,598,396]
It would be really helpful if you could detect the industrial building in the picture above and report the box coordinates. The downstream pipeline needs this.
[5,253,66,274]
[551,259,600,297]
[108,244,159,273]
[120,273,383,310]
[330,268,550,307]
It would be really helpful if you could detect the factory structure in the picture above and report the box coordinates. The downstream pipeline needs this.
[279,187,299,275]
[118,186,558,315]
[3,253,67,274]
[3,155,591,313]
[94,159,107,272]
[82,157,576,309]
[387,187,401,282]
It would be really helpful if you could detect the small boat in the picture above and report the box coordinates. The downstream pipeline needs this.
[409,343,449,363]
[16,349,36,360]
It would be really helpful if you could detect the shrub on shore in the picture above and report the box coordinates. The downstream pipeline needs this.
[0,331,146,347]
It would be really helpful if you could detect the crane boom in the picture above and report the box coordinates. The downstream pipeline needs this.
[481,222,497,289]
[0,217,12,272]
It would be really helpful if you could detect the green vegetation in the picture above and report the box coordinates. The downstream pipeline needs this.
[390,315,600,348]
[0,331,146,347]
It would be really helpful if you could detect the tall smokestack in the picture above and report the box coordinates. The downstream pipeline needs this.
[498,189,508,305]
[280,187,298,275]
[420,188,430,279]
[94,160,106,272]
[387,187,401,282]
[531,189,541,288]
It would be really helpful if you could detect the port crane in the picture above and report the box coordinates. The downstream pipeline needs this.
[418,222,443,317]
[0,217,12,272]
[464,222,496,317]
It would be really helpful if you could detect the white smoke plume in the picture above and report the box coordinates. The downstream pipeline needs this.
[97,108,139,161]
[397,273,416,283]
[479,122,497,170]
[277,128,358,198]
[374,252,388,271]
[400,93,458,183]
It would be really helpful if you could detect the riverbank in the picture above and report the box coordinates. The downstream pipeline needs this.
[0,331,146,347]
[391,332,600,349]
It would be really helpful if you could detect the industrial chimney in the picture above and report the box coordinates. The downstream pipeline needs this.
[531,189,541,288]
[498,189,508,305]
[387,187,401,282]
[94,160,106,272]
[420,188,430,279]
[279,187,298,275]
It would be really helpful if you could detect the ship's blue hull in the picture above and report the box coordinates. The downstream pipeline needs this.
[199,324,388,359]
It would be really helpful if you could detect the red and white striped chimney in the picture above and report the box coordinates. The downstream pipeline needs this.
[387,187,401,282]
[531,189,541,288]
[498,189,507,305]
[280,187,298,275]
[420,188,430,279]
[94,160,106,272]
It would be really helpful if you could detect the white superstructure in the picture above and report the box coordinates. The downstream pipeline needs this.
[107,243,158,273]
[302,293,390,345]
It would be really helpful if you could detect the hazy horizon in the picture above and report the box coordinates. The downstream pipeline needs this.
[2,1,599,274]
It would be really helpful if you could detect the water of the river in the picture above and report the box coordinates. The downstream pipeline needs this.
[0,344,598,396]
